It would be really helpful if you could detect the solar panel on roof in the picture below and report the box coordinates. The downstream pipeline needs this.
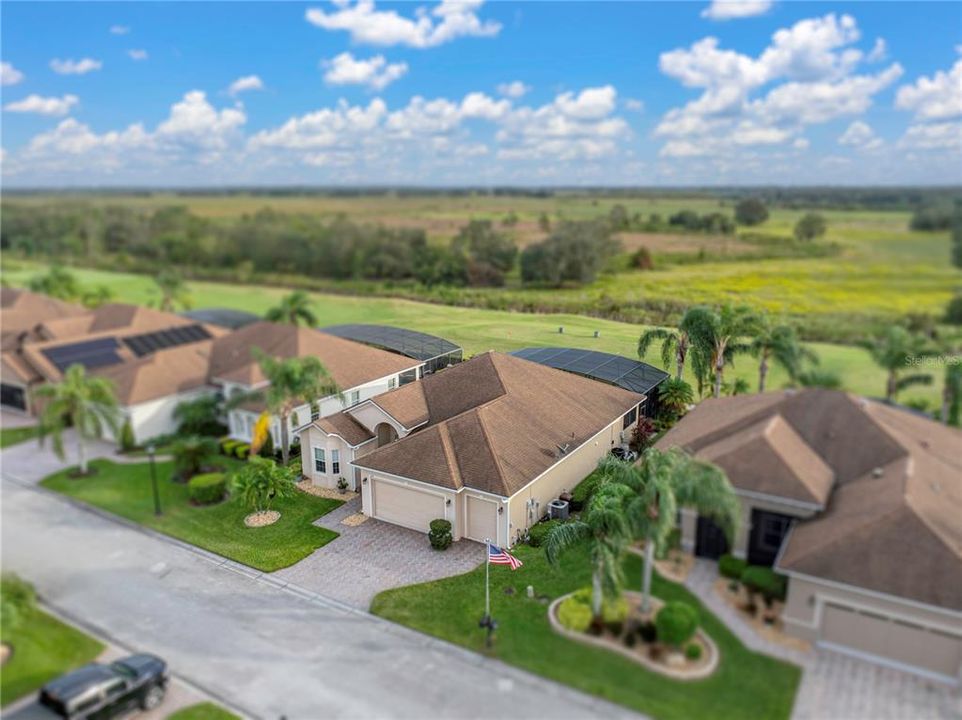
[320,323,461,363]
[42,337,123,373]
[122,324,212,358]
[509,347,670,396]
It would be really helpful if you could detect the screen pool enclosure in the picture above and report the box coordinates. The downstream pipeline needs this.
[321,324,462,374]
[180,308,261,330]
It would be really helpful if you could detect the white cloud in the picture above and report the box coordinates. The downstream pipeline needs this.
[128,49,148,61]
[322,53,407,90]
[838,120,882,150]
[554,85,617,120]
[109,25,130,35]
[1,62,24,86]
[898,121,962,150]
[50,58,103,75]
[305,0,500,48]
[793,137,809,149]
[701,1,772,21]
[460,92,510,120]
[895,58,962,121]
[228,75,265,96]
[4,94,79,116]
[866,38,886,63]
[624,98,644,112]
[249,98,388,151]
[157,91,246,149]
[497,81,530,98]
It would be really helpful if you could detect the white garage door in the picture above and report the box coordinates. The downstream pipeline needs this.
[820,603,962,681]
[465,495,498,543]
[372,479,446,533]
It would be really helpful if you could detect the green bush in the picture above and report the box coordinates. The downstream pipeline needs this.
[119,419,136,453]
[258,432,274,459]
[570,473,601,511]
[569,587,628,624]
[234,443,251,460]
[685,642,702,661]
[428,519,452,551]
[221,438,239,455]
[719,554,747,580]
[527,519,560,547]
[557,596,592,633]
[945,294,962,325]
[741,566,788,601]
[1,573,37,631]
[655,601,699,647]
[188,473,227,505]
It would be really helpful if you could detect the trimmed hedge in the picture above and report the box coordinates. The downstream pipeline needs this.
[570,473,601,511]
[685,642,702,660]
[741,566,788,601]
[188,473,227,505]
[234,443,251,460]
[568,587,628,624]
[719,554,747,580]
[655,601,699,647]
[429,519,452,551]
[557,596,592,633]
[527,519,561,547]
[220,438,239,455]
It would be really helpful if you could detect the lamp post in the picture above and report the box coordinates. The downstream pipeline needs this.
[147,443,161,516]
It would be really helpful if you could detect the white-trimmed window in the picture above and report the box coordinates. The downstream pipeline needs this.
[349,390,360,406]
[331,449,340,475]
[310,403,320,421]
[314,447,326,473]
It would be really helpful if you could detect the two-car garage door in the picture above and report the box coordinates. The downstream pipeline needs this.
[371,479,446,533]
[819,602,962,681]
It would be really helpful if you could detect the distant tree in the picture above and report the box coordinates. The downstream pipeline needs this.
[28,265,81,301]
[632,247,654,270]
[909,203,953,232]
[153,269,192,312]
[863,326,933,402]
[521,221,620,286]
[951,201,962,269]
[538,212,551,233]
[36,365,120,476]
[452,219,517,284]
[750,321,815,392]
[501,211,519,227]
[265,291,317,327]
[608,204,630,231]
[793,213,827,242]
[727,377,751,396]
[80,284,115,309]
[942,362,962,426]
[734,198,769,226]
[413,245,468,287]
[945,294,962,325]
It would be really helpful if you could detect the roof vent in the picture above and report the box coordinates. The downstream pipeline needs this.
[556,443,570,456]
[871,467,884,479]
[919,439,930,449]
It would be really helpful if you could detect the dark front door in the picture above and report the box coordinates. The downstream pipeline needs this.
[695,515,729,559]
[748,509,793,566]
[0,383,27,411]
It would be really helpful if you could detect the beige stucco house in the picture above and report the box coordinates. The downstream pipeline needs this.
[298,351,646,547]
[656,389,962,684]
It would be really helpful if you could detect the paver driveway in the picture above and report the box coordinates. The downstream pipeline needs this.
[274,495,482,608]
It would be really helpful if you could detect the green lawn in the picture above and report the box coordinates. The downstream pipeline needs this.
[41,458,342,572]
[166,702,240,720]
[371,545,801,720]
[0,426,38,449]
[0,607,104,707]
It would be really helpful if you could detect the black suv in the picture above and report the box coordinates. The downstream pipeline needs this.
[39,654,168,719]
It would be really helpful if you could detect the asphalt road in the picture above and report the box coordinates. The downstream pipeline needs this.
[0,474,638,720]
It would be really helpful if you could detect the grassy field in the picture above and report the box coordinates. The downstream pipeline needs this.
[371,544,801,720]
[0,426,38,449]
[1,262,944,408]
[0,606,104,706]
[41,458,342,572]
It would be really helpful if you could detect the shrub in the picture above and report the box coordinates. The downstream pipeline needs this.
[171,435,219,482]
[234,443,251,460]
[685,642,702,661]
[719,554,747,580]
[945,295,962,325]
[570,473,601,511]
[569,587,628,624]
[119,419,136,453]
[220,438,239,455]
[527,519,560,547]
[1,573,37,631]
[632,247,654,270]
[655,601,699,647]
[232,456,296,515]
[741,565,788,601]
[639,621,657,643]
[258,432,274,459]
[428,519,452,551]
[557,596,592,633]
[188,472,227,505]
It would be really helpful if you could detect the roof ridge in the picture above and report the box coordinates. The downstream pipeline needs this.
[763,414,835,502]
[437,423,463,488]
[472,407,508,490]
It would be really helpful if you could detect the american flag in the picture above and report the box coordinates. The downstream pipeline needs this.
[488,543,523,570]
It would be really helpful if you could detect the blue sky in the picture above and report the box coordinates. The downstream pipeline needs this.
[1,1,960,186]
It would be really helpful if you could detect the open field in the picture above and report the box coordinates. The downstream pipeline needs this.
[1,262,945,408]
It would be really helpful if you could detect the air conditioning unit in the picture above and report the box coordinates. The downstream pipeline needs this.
[548,499,570,521]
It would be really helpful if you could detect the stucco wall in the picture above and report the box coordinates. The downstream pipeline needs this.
[301,425,376,491]
[126,387,215,445]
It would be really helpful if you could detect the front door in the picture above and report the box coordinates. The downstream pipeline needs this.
[695,515,729,559]
[747,509,793,566]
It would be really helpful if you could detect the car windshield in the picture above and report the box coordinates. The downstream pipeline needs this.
[109,662,137,679]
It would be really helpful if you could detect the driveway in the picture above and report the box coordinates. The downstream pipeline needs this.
[274,495,482,608]
[0,428,115,482]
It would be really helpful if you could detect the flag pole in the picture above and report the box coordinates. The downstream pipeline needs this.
[484,537,490,620]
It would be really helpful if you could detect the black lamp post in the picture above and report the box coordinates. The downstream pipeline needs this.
[147,443,161,516]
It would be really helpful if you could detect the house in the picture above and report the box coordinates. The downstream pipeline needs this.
[1,296,226,443]
[297,351,645,545]
[656,389,962,683]
[210,321,423,447]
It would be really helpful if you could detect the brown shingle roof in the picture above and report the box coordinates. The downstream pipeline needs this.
[1,288,88,351]
[314,412,375,447]
[356,352,645,497]
[208,321,417,389]
[92,341,215,405]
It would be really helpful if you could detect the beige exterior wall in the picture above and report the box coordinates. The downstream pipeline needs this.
[347,402,410,438]
[362,470,460,536]
[301,424,376,491]
[782,574,962,683]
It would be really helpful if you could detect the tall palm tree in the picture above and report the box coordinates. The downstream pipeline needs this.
[153,269,192,312]
[265,291,317,327]
[750,321,815,392]
[863,326,933,402]
[638,322,691,380]
[941,361,962,426]
[544,482,634,623]
[36,364,120,475]
[683,305,760,399]
[231,349,342,464]
[599,450,739,613]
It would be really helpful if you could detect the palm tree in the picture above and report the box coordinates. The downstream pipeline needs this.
[941,361,962,426]
[233,456,296,518]
[795,368,842,389]
[265,291,317,327]
[683,305,761,398]
[750,321,815,392]
[599,449,740,613]
[36,364,120,475]
[154,270,192,312]
[544,482,634,623]
[638,322,691,380]
[170,435,219,482]
[231,349,341,464]
[657,377,694,420]
[863,326,933,402]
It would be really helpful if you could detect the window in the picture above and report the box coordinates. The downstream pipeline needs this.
[332,449,340,475]
[103,679,127,699]
[314,447,326,473]
[399,369,418,386]
[623,406,638,429]
[349,390,360,406]
[388,377,397,390]
[310,403,319,421]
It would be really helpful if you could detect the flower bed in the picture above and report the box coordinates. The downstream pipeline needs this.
[714,578,811,653]
[548,590,719,680]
